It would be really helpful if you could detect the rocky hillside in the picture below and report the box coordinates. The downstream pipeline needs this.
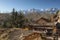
[0,28,35,40]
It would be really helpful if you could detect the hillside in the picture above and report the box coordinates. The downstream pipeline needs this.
[0,28,33,40]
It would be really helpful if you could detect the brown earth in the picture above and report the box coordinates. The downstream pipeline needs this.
[0,28,42,40]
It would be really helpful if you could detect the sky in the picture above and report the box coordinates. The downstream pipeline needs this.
[0,0,60,12]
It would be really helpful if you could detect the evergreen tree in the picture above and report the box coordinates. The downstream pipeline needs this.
[11,8,18,27]
[18,11,25,28]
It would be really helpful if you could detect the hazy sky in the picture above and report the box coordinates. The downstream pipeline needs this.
[0,0,60,12]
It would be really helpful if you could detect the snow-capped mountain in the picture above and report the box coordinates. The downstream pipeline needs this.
[20,8,59,14]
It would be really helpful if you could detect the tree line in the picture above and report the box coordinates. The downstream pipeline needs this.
[2,8,28,28]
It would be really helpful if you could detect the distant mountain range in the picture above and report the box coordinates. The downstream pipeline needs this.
[23,8,59,14]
